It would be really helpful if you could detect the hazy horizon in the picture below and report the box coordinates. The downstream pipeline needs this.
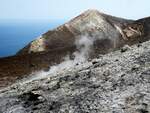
[0,0,150,21]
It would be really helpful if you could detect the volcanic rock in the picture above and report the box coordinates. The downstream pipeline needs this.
[0,9,150,88]
[0,38,150,113]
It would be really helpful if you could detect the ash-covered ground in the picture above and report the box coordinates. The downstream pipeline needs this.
[0,39,150,113]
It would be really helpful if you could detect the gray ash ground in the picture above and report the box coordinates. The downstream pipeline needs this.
[0,40,150,113]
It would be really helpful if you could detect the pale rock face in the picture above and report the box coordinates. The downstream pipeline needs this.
[29,36,46,53]
[123,24,144,39]
[68,10,121,47]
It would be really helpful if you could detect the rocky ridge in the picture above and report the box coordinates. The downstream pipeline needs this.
[17,9,133,55]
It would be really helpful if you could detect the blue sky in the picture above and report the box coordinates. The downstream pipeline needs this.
[0,0,150,21]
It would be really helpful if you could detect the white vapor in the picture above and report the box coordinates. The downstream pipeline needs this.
[22,34,104,83]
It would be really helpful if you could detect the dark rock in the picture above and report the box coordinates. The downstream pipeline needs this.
[43,66,50,72]
[19,92,41,102]
[121,45,130,53]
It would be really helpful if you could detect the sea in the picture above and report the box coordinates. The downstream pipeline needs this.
[0,20,64,58]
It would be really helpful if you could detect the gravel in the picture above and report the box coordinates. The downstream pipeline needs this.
[0,40,150,113]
